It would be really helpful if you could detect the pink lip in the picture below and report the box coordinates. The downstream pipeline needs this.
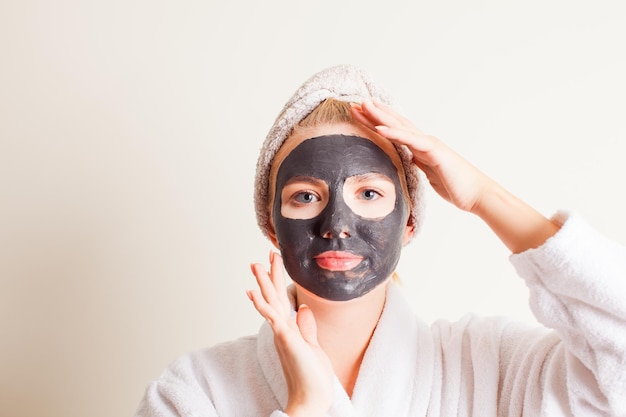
[313,251,364,271]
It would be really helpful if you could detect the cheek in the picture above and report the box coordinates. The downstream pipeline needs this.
[272,191,313,244]
[273,216,316,251]
[356,221,387,245]
[358,221,403,264]
[358,205,407,244]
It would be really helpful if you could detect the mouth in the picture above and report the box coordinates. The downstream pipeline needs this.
[313,251,364,271]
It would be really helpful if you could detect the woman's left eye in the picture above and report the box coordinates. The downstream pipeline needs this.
[361,189,380,200]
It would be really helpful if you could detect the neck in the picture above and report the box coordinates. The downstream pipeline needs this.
[294,281,389,397]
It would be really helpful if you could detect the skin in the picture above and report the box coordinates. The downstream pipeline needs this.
[272,134,409,301]
[248,100,560,417]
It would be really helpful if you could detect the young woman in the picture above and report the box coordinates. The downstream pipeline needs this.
[136,65,626,417]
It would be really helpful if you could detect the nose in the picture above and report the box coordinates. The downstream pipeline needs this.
[322,225,350,239]
[319,198,353,239]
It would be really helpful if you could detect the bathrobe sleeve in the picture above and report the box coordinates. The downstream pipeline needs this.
[136,381,288,417]
[504,211,626,416]
[134,348,289,417]
[134,357,219,417]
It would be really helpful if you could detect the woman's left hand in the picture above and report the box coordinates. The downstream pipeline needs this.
[351,100,492,214]
[350,100,559,253]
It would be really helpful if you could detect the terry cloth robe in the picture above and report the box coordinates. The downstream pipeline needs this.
[135,212,626,417]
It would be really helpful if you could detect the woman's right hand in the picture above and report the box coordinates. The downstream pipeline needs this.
[248,252,334,417]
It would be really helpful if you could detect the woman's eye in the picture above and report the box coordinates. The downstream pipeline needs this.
[361,189,380,200]
[294,192,319,204]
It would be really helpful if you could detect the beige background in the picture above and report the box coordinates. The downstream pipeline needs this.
[1,1,625,416]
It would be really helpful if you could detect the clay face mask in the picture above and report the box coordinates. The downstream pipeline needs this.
[272,135,409,301]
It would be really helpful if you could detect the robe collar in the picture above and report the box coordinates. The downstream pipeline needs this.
[256,282,435,416]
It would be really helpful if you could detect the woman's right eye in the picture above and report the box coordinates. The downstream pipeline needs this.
[293,192,319,204]
[280,180,328,219]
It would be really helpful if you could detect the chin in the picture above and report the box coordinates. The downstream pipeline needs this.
[294,278,390,304]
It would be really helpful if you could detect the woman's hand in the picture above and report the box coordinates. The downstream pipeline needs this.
[351,100,559,253]
[248,252,334,417]
[351,100,491,213]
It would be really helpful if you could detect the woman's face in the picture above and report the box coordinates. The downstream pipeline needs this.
[269,124,413,301]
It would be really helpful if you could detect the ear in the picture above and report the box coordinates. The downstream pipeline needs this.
[267,222,280,249]
[402,223,415,246]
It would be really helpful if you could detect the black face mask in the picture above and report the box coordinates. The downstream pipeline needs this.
[272,135,409,301]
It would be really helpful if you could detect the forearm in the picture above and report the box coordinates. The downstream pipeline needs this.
[471,180,560,254]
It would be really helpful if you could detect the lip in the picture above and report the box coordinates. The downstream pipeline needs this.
[313,251,364,271]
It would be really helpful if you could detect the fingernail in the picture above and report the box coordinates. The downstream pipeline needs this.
[269,251,275,263]
[375,125,389,130]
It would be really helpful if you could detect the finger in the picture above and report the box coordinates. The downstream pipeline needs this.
[269,251,283,289]
[349,102,362,112]
[360,100,405,129]
[269,251,291,315]
[295,304,321,347]
[375,126,438,160]
[247,288,297,340]
[247,289,285,329]
[349,103,377,131]
[250,262,282,310]
[371,99,416,129]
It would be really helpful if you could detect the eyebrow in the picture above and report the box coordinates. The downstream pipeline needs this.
[347,172,393,183]
[284,176,327,187]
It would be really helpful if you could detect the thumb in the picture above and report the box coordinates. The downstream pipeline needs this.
[296,304,320,347]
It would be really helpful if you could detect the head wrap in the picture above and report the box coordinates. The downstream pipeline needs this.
[254,64,425,240]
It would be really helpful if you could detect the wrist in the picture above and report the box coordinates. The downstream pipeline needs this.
[469,178,503,218]
[470,181,559,253]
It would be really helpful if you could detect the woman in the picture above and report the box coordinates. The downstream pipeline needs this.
[136,65,626,416]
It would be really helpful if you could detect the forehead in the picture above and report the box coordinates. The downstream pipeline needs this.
[276,135,400,183]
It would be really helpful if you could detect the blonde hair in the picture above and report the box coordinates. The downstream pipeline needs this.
[296,98,355,129]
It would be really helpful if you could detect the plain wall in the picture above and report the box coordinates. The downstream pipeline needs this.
[1,1,625,416]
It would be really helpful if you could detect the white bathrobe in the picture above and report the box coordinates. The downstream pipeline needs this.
[135,212,626,417]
